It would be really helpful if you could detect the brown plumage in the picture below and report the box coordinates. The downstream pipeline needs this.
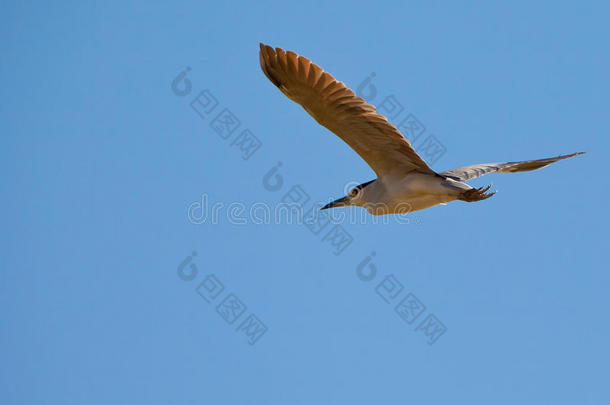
[259,43,434,177]
[259,43,585,215]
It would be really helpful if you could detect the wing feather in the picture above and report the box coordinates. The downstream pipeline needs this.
[441,152,585,181]
[259,43,434,177]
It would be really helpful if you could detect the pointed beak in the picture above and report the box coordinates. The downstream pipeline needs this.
[321,196,349,210]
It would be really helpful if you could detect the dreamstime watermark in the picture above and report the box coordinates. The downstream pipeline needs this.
[171,65,444,347]
[187,193,422,226]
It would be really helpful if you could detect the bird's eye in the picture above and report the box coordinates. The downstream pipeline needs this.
[350,188,359,197]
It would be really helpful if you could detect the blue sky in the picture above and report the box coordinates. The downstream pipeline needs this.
[1,1,608,404]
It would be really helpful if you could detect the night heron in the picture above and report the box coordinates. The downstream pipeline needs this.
[259,43,584,215]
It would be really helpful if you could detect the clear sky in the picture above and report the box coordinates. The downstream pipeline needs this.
[1,1,608,404]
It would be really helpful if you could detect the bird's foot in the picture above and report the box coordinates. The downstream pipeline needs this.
[458,184,496,202]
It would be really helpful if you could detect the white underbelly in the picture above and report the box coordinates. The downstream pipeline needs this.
[400,194,457,212]
[369,173,465,214]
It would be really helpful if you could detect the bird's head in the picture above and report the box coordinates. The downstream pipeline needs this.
[321,180,375,211]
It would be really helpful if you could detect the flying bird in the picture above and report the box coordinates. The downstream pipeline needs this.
[259,43,584,215]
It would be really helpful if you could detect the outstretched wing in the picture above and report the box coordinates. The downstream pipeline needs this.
[259,43,435,177]
[441,152,585,182]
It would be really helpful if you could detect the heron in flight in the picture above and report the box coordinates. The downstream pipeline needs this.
[259,43,584,215]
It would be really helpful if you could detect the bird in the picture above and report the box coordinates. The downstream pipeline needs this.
[259,43,585,215]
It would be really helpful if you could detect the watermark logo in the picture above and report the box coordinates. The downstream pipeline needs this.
[171,66,192,96]
[172,68,263,161]
[355,73,447,165]
[170,67,441,348]
[185,192,423,226]
[355,252,447,346]
[176,251,269,346]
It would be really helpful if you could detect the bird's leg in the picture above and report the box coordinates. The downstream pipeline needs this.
[458,184,496,202]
